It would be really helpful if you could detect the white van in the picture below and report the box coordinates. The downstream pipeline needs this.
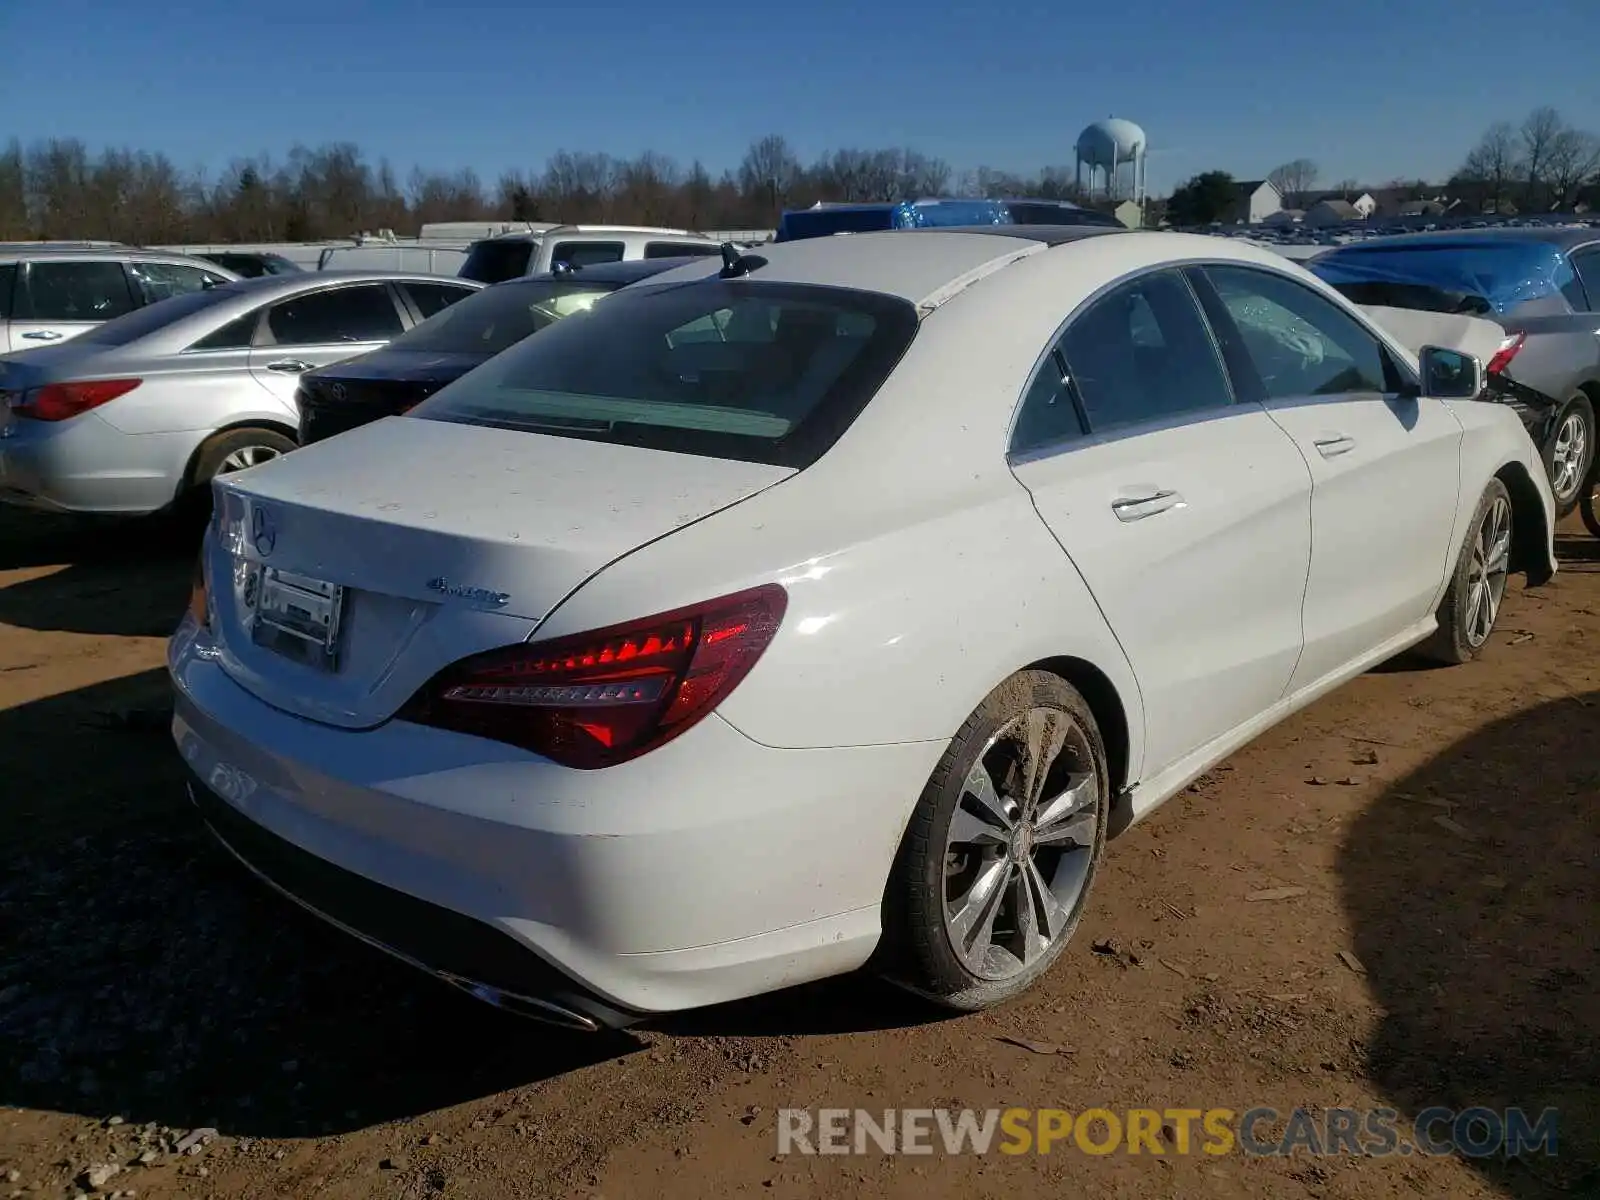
[457,225,723,283]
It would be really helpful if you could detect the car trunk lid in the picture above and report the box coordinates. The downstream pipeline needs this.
[206,416,793,728]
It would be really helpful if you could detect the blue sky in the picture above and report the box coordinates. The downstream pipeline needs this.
[5,0,1596,194]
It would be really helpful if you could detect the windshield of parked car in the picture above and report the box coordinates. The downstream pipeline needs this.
[388,279,618,356]
[459,238,536,283]
[410,279,919,468]
[75,284,249,345]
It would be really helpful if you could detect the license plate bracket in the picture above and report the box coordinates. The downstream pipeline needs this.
[251,566,345,670]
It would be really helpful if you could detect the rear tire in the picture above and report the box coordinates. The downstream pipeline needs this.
[1544,394,1594,517]
[1418,478,1513,665]
[880,671,1109,1012]
[179,427,296,519]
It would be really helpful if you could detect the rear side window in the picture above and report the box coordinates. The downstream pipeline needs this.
[17,260,137,322]
[412,280,919,468]
[189,311,260,351]
[1555,255,1590,311]
[549,241,625,269]
[1057,270,1233,434]
[403,281,478,320]
[460,239,535,283]
[263,285,404,346]
[1571,247,1600,312]
[0,264,15,319]
[644,242,722,259]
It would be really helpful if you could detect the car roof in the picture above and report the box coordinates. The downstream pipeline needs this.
[489,256,708,288]
[209,270,483,301]
[640,227,1314,312]
[478,226,712,244]
[1330,225,1600,252]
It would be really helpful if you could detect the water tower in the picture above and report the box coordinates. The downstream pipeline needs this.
[1075,117,1148,205]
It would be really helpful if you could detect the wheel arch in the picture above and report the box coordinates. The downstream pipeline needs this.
[1495,459,1554,587]
[175,418,299,501]
[1020,654,1133,799]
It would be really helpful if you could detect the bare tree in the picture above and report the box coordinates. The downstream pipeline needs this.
[1267,158,1319,207]
[738,134,803,217]
[1543,128,1600,210]
[1459,122,1525,212]
[1520,105,1565,208]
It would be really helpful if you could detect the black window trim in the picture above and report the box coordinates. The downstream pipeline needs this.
[1006,265,1240,463]
[1188,260,1420,406]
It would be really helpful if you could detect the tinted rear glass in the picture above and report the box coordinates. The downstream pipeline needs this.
[78,284,248,345]
[388,279,619,355]
[0,264,14,319]
[460,239,535,284]
[411,280,919,468]
[778,208,898,241]
[1313,241,1567,314]
[644,242,722,259]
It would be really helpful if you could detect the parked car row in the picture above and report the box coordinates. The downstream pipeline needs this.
[160,224,1556,1032]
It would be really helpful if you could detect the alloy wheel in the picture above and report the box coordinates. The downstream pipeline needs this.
[1464,494,1512,649]
[1551,410,1590,501]
[218,444,284,475]
[941,706,1099,981]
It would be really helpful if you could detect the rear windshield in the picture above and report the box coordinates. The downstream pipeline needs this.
[77,284,248,345]
[460,239,536,284]
[387,278,620,355]
[411,279,919,468]
[1312,241,1566,314]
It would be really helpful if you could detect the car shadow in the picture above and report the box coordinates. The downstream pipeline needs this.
[1340,688,1599,1196]
[0,509,198,638]
[0,669,942,1139]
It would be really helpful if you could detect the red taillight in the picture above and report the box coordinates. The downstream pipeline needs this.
[1485,333,1525,377]
[401,583,788,768]
[15,378,141,422]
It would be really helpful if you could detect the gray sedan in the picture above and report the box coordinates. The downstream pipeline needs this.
[0,271,482,515]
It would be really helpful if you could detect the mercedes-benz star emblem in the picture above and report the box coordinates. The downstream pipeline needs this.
[251,506,277,557]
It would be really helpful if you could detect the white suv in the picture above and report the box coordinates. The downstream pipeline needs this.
[458,225,722,283]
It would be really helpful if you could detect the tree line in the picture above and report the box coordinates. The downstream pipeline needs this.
[0,134,1097,244]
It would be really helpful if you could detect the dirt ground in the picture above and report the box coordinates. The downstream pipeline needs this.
[0,506,1595,1200]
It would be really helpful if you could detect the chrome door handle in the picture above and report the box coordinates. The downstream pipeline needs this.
[20,331,62,341]
[265,359,314,374]
[1313,434,1356,458]
[1111,489,1186,522]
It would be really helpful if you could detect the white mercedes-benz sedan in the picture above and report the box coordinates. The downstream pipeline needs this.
[170,227,1557,1030]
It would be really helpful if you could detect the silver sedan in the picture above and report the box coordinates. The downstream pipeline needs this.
[0,271,482,515]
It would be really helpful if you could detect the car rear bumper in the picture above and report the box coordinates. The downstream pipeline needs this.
[169,616,939,1023]
[0,414,191,514]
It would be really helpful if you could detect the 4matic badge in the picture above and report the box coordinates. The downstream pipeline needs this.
[426,577,511,607]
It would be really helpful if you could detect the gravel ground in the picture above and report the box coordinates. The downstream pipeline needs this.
[0,507,1595,1200]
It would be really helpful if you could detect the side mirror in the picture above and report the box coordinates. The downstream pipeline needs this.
[1419,345,1483,399]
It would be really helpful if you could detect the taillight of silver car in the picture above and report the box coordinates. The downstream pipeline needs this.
[14,379,142,422]
[399,584,788,769]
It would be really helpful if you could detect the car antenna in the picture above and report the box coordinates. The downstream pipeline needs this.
[718,242,767,279]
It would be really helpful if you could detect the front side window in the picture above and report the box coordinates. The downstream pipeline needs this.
[412,280,919,467]
[1057,270,1234,435]
[263,285,404,346]
[129,261,225,304]
[549,241,625,269]
[1203,265,1390,399]
[17,260,137,322]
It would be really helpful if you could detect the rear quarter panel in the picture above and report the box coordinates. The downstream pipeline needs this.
[1498,311,1600,401]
